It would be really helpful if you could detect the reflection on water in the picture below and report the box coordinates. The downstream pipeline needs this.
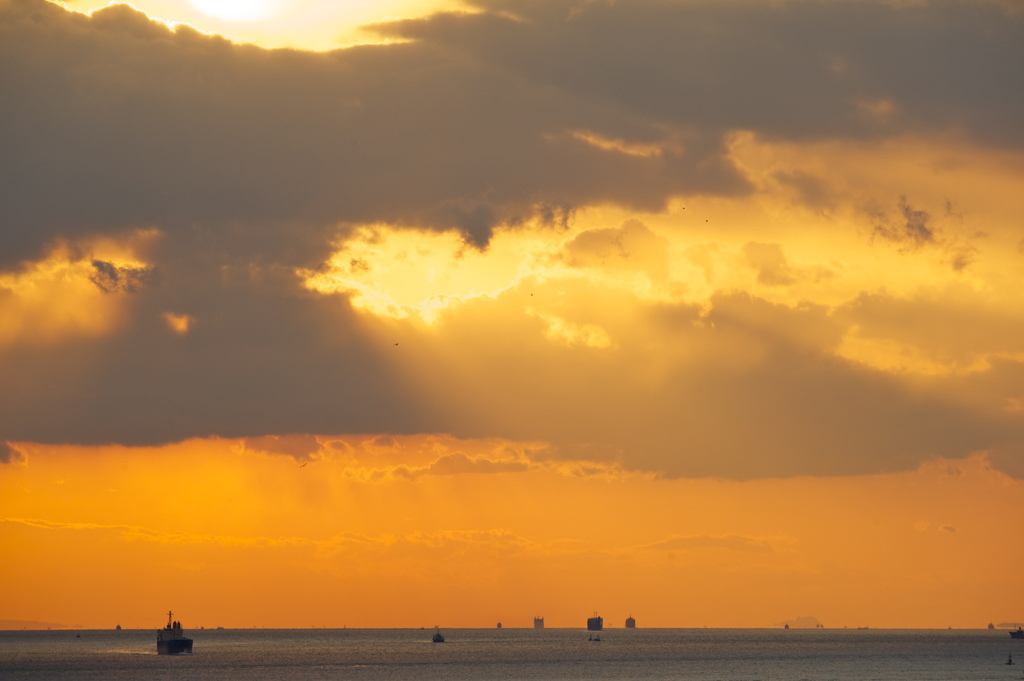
[0,627,1020,681]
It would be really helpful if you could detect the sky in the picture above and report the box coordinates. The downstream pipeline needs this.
[1,0,1023,630]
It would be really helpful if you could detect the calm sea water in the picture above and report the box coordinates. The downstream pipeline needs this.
[1,628,1022,681]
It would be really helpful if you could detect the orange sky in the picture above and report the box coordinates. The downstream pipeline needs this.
[1,0,1023,630]
[2,440,1021,629]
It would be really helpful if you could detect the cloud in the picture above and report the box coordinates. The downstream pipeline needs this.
[561,219,671,282]
[398,286,1024,478]
[380,0,1023,149]
[872,196,937,252]
[643,534,782,554]
[869,197,980,271]
[356,451,532,482]
[0,441,26,465]
[0,0,1022,481]
[741,242,798,286]
[425,452,530,476]
[0,0,750,267]
[89,259,157,293]
[8,0,1018,267]
[836,285,1024,371]
[243,434,324,462]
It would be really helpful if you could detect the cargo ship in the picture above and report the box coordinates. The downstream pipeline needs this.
[534,616,544,629]
[1011,627,1024,639]
[587,614,603,631]
[157,611,193,655]
[625,615,636,628]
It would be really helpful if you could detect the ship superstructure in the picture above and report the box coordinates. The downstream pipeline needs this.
[533,616,544,629]
[156,611,193,655]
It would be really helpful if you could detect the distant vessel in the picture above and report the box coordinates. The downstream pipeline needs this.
[432,626,445,643]
[115,624,121,630]
[157,611,193,655]
[497,622,502,629]
[625,615,636,629]
[534,616,544,629]
[1011,627,1024,639]
[587,614,603,631]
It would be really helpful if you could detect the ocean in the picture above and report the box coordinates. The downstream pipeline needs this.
[1,627,1021,680]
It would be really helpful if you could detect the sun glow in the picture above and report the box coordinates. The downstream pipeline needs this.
[187,0,281,22]
[301,226,554,322]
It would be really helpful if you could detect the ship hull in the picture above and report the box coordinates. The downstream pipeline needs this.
[157,638,193,655]
[587,617,603,631]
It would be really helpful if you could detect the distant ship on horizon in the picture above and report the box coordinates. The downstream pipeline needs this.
[534,616,544,629]
[587,614,603,631]
[625,615,635,629]
[156,612,193,655]
[1011,627,1024,639]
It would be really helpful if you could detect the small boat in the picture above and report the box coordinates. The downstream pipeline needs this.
[157,611,193,655]
[432,626,445,643]
[1011,627,1024,640]
[1007,653,1015,665]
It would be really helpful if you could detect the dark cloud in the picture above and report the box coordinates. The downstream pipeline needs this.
[0,0,749,268]
[6,0,1017,267]
[89,259,157,293]
[774,170,835,210]
[0,257,430,446]
[869,196,981,270]
[244,434,323,461]
[380,0,1024,147]
[0,441,25,464]
[873,196,936,251]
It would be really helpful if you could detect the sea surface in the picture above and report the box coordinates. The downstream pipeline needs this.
[1,627,1022,681]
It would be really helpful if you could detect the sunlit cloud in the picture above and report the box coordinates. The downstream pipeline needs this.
[0,232,158,347]
[3,0,1023,630]
[163,312,195,334]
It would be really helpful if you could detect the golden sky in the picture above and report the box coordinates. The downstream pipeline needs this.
[1,0,1023,630]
